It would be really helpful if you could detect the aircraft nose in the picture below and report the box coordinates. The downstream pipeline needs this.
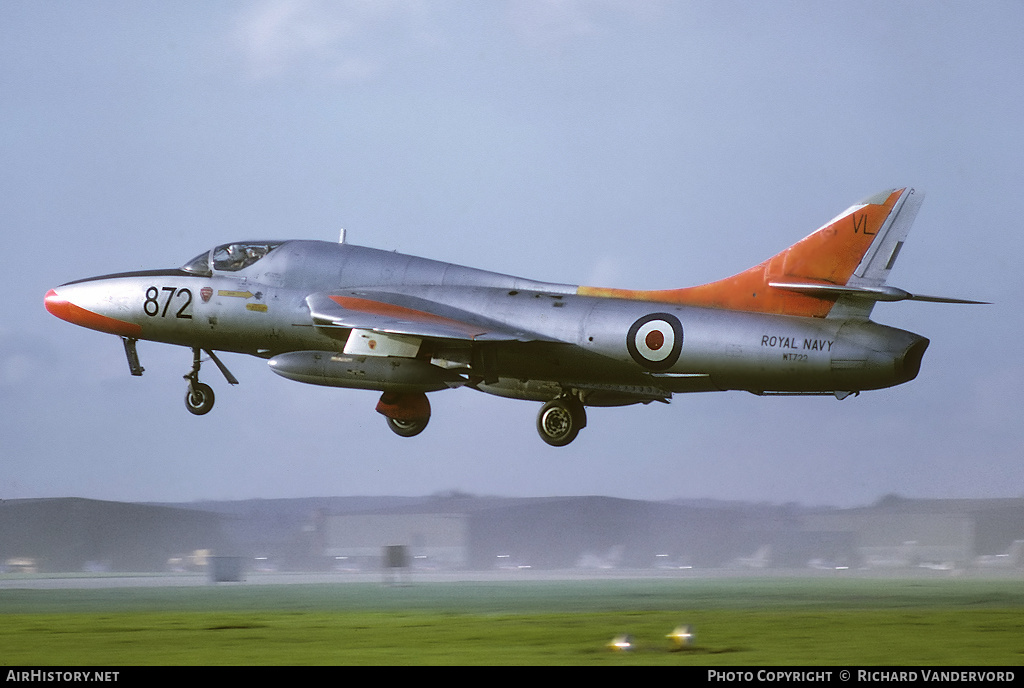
[44,288,74,322]
[44,285,142,337]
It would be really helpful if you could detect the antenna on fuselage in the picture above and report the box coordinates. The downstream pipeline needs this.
[339,228,347,244]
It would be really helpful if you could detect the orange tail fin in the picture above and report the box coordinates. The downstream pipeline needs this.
[578,188,918,318]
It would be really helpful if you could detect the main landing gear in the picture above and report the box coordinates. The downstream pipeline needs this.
[536,394,587,447]
[376,391,431,437]
[373,390,588,445]
[183,347,238,416]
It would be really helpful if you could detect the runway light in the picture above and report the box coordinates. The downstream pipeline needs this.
[607,634,634,652]
[667,625,695,650]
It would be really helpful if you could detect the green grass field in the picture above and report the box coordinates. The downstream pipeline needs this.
[0,575,1022,665]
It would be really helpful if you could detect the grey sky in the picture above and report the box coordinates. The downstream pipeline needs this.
[2,1,1020,506]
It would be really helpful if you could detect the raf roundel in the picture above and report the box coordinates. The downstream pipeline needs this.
[626,313,683,370]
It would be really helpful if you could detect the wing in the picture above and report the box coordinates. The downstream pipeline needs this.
[306,290,710,406]
[305,290,559,343]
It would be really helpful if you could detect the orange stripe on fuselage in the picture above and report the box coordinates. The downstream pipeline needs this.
[577,188,904,317]
[327,295,487,338]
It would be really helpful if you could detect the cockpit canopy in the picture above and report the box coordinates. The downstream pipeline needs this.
[181,242,283,276]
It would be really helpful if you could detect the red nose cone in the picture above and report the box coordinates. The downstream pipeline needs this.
[44,288,142,337]
[44,289,72,321]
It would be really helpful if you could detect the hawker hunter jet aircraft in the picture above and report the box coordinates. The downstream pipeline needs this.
[46,188,983,446]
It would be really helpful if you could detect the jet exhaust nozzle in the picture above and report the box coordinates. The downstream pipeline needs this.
[897,337,929,384]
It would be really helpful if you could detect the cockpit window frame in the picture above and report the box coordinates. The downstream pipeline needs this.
[181,242,284,276]
[211,242,284,272]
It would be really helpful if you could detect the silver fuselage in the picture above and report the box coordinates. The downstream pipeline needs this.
[49,240,927,404]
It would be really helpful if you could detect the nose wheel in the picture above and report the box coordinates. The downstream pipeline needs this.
[182,347,237,416]
[185,381,215,416]
[536,395,586,447]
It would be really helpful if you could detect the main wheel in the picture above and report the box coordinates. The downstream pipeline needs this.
[536,397,586,447]
[185,382,215,416]
[386,415,429,438]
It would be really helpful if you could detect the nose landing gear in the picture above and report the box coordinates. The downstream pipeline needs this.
[185,380,215,416]
[183,347,238,416]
